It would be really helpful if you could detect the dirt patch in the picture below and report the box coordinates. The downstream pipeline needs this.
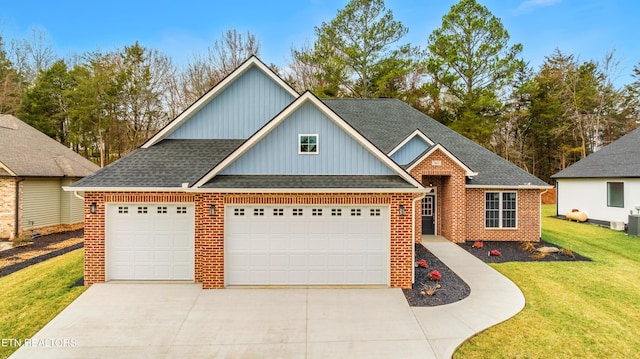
[0,230,84,278]
[457,240,591,263]
[403,244,471,307]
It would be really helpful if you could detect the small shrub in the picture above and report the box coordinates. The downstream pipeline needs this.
[520,241,536,253]
[472,241,484,248]
[559,247,575,258]
[420,283,440,296]
[428,270,442,281]
[489,249,501,256]
[530,251,548,260]
[11,235,32,248]
[416,259,428,268]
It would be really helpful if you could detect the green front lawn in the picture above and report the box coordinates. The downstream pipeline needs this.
[0,249,86,359]
[456,205,640,358]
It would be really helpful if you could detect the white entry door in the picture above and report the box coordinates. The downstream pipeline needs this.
[225,205,389,286]
[106,203,195,281]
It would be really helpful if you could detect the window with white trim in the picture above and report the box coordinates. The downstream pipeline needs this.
[485,192,517,228]
[607,182,624,208]
[298,134,318,154]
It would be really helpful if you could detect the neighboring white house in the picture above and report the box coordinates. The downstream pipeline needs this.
[552,128,640,225]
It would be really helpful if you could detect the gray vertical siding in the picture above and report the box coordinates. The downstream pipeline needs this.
[391,136,431,165]
[22,178,61,230]
[220,101,395,175]
[168,66,295,140]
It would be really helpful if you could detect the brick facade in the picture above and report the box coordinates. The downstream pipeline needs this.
[83,191,419,289]
[409,149,542,243]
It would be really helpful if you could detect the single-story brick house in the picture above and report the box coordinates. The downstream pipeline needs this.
[0,114,99,239]
[552,127,640,226]
[67,56,550,289]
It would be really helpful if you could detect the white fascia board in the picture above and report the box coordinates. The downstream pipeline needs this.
[141,56,299,149]
[0,160,16,176]
[186,187,432,194]
[387,129,435,156]
[465,184,554,190]
[193,92,424,189]
[62,186,187,192]
[407,144,477,177]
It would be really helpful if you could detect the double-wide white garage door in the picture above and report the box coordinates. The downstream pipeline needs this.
[106,203,390,285]
[106,204,195,281]
[225,205,390,286]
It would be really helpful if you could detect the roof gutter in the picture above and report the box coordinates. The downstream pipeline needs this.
[465,184,554,190]
[184,187,431,194]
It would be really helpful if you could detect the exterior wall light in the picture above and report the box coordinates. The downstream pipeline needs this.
[399,204,405,216]
[209,204,216,216]
[90,202,97,214]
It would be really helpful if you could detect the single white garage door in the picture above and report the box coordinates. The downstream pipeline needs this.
[106,203,195,281]
[225,205,389,285]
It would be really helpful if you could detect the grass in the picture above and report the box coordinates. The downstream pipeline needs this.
[0,249,86,359]
[455,205,640,358]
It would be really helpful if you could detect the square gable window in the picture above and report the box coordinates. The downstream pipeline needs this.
[299,134,318,154]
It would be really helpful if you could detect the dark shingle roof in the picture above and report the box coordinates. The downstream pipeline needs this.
[323,99,549,187]
[202,175,415,188]
[0,114,99,177]
[552,128,640,178]
[72,139,243,187]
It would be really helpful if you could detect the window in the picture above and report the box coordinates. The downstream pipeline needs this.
[177,206,187,214]
[157,206,167,214]
[118,206,129,214]
[137,206,148,214]
[312,208,323,216]
[370,209,381,216]
[331,208,342,216]
[234,208,245,216]
[273,208,284,216]
[607,182,624,207]
[299,134,318,154]
[254,208,264,216]
[293,208,303,216]
[351,208,361,216]
[485,192,517,228]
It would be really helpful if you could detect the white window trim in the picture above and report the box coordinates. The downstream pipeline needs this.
[484,191,518,229]
[298,133,319,155]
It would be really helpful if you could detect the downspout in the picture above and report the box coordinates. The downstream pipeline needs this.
[14,178,24,239]
[73,191,84,201]
[411,191,429,284]
[540,188,549,240]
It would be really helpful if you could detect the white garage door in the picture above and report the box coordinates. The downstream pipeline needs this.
[225,205,389,285]
[106,204,195,281]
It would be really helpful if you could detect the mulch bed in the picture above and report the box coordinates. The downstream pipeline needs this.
[403,243,471,307]
[404,239,591,307]
[0,229,84,278]
[458,240,591,263]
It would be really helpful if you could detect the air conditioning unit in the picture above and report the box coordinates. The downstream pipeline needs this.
[610,221,625,231]
[628,215,640,236]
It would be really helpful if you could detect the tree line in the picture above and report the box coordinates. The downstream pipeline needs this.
[1,0,639,183]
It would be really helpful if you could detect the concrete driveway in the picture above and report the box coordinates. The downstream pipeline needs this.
[10,283,438,358]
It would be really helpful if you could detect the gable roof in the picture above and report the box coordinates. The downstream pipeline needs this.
[0,114,99,177]
[71,139,243,189]
[322,99,550,187]
[193,92,423,189]
[142,56,299,148]
[387,129,434,157]
[552,127,640,179]
[407,144,477,177]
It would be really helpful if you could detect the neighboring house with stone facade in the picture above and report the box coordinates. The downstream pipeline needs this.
[67,56,550,289]
[0,114,99,239]
[553,127,640,226]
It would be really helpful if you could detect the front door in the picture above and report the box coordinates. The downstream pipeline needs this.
[422,195,435,235]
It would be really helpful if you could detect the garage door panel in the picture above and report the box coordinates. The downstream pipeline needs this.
[226,205,389,286]
[107,204,194,281]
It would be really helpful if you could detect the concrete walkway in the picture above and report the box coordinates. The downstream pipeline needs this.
[10,237,524,359]
[414,235,526,358]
